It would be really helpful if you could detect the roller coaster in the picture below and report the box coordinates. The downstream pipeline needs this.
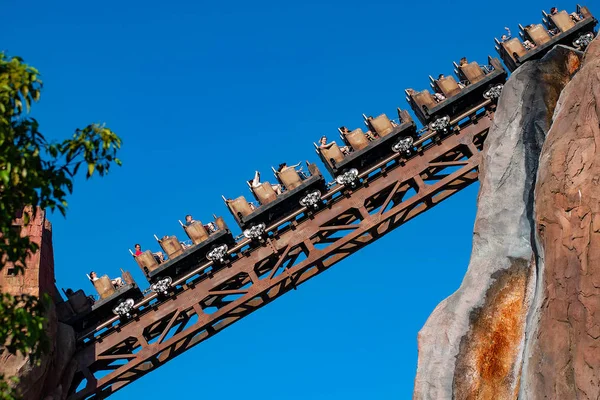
[60,6,597,398]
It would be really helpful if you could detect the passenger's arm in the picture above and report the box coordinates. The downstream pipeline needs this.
[252,171,260,186]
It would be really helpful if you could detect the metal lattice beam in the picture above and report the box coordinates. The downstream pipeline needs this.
[68,113,492,399]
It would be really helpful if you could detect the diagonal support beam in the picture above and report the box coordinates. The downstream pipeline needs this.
[67,114,492,400]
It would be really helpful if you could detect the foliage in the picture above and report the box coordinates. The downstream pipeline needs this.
[0,52,122,397]
[0,294,49,360]
[0,293,50,399]
[0,377,19,400]
[0,53,122,274]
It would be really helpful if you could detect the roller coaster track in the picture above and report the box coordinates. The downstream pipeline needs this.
[68,102,494,399]
[63,5,600,396]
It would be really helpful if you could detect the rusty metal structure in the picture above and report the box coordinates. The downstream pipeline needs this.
[69,106,492,399]
[63,6,598,399]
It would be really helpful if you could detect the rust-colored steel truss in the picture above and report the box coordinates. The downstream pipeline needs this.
[68,112,493,399]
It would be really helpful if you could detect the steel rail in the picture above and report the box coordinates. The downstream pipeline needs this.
[84,99,493,338]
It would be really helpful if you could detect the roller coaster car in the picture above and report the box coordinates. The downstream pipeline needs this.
[315,110,417,177]
[406,57,507,127]
[495,5,597,72]
[224,162,327,231]
[136,217,235,283]
[65,271,143,332]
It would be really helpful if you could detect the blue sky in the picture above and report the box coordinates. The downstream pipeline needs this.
[5,0,578,398]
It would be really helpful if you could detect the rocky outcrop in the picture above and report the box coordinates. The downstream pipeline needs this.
[3,38,599,400]
[0,210,76,400]
[0,307,76,400]
[413,45,584,400]
[519,38,600,399]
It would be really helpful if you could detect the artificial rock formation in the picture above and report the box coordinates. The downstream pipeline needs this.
[520,37,600,399]
[413,45,585,400]
[2,41,599,400]
[0,210,76,400]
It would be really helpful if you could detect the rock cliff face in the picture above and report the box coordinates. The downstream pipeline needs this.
[521,37,600,400]
[0,210,76,400]
[414,40,600,399]
[2,40,599,400]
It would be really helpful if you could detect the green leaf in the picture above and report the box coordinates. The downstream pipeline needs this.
[0,53,122,396]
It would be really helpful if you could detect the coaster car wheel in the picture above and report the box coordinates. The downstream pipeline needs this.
[428,116,450,132]
[207,244,229,263]
[392,136,414,155]
[483,84,504,100]
[573,32,594,49]
[300,189,322,209]
[243,223,266,240]
[112,298,135,319]
[335,168,360,188]
[151,276,173,296]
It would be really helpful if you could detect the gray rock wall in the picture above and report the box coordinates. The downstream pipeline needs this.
[413,45,583,400]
